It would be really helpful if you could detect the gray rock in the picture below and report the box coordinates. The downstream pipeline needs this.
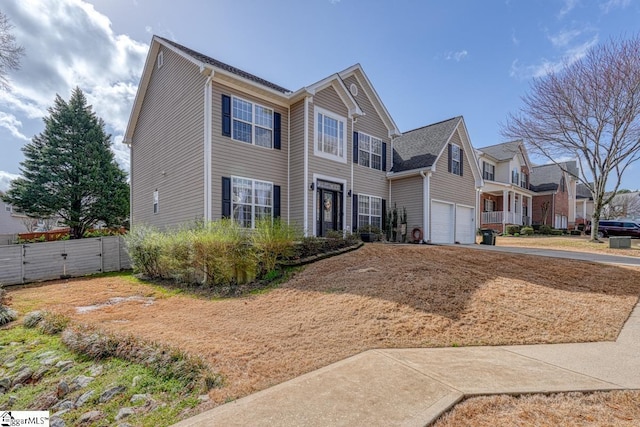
[10,383,23,391]
[78,410,102,423]
[99,385,126,403]
[11,367,32,386]
[70,375,93,390]
[36,350,57,359]
[75,390,94,408]
[130,393,150,403]
[88,364,103,376]
[0,377,10,390]
[51,399,74,411]
[41,356,59,366]
[55,360,73,372]
[7,395,17,406]
[3,354,16,366]
[52,409,69,418]
[115,407,135,421]
[32,367,49,381]
[131,375,141,388]
[50,417,65,427]
[117,424,132,427]
[198,394,210,402]
[56,381,69,398]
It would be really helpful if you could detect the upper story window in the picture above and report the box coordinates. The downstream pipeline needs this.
[482,162,495,181]
[232,176,273,228]
[450,144,462,176]
[153,190,159,214]
[232,97,273,148]
[511,169,520,185]
[315,107,346,163]
[560,176,566,192]
[4,203,12,213]
[358,133,383,170]
[521,173,528,189]
[157,50,164,69]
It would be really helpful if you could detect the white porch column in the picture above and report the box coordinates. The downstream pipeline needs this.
[502,190,509,230]
[528,196,533,226]
[518,194,523,225]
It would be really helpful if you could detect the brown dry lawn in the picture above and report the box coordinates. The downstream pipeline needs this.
[495,234,640,256]
[7,244,640,411]
[433,390,640,427]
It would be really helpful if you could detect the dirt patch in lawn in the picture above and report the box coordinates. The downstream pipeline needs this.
[433,390,640,427]
[7,244,640,407]
[496,235,640,257]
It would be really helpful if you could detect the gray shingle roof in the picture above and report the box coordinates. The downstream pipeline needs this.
[477,140,522,161]
[576,183,593,199]
[529,161,578,192]
[158,37,291,94]
[391,117,462,173]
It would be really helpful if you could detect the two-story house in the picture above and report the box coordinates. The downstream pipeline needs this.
[529,161,579,229]
[476,140,536,233]
[125,36,400,237]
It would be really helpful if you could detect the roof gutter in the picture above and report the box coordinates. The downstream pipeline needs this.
[386,167,431,181]
[420,170,432,243]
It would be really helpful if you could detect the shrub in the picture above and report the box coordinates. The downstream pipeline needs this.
[23,310,44,328]
[550,228,564,235]
[0,287,17,326]
[538,225,553,235]
[124,226,170,278]
[252,219,301,274]
[520,226,534,236]
[505,225,521,235]
[38,312,69,335]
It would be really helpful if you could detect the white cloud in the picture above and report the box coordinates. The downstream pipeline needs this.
[329,0,341,4]
[548,29,584,48]
[511,29,520,46]
[558,0,579,18]
[600,0,631,13]
[0,171,20,192]
[0,0,148,173]
[445,50,468,62]
[0,112,30,141]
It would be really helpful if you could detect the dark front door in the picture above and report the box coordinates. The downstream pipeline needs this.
[316,180,343,237]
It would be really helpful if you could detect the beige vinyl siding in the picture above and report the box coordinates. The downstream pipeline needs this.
[308,86,352,233]
[343,75,390,203]
[210,82,288,221]
[131,47,206,229]
[390,175,424,232]
[430,128,477,208]
[289,100,305,230]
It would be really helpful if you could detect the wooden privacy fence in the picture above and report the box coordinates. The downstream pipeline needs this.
[0,236,131,286]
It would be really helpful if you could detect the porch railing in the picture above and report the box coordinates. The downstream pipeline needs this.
[482,211,529,226]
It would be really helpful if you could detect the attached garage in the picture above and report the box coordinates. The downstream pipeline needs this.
[455,205,475,244]
[431,201,454,244]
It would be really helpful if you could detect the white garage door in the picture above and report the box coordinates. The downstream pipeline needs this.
[431,201,454,244]
[455,205,475,244]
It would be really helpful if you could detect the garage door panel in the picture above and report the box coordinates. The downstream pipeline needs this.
[455,205,475,244]
[431,201,454,244]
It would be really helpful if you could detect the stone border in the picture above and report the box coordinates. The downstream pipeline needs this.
[279,241,364,267]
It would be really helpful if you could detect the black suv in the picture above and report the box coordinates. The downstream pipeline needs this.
[586,220,640,238]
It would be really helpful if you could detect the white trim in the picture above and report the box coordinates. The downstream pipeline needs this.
[455,203,476,244]
[311,173,348,237]
[313,106,347,164]
[420,171,431,242]
[287,104,291,224]
[230,176,274,228]
[203,72,213,222]
[213,76,290,108]
[356,131,384,171]
[356,193,383,229]
[153,190,159,215]
[431,199,455,244]
[230,95,274,149]
[350,117,355,233]
[303,96,310,235]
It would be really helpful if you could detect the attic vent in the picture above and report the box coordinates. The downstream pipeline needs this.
[157,50,164,69]
[349,83,358,96]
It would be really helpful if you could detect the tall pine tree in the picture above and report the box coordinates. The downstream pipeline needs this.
[2,87,129,238]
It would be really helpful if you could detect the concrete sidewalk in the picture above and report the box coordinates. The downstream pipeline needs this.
[173,247,640,427]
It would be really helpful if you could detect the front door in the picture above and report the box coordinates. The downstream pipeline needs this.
[316,180,343,237]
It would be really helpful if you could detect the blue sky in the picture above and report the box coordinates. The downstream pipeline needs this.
[1,0,639,191]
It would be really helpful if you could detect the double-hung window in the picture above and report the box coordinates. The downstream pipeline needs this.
[232,97,273,148]
[315,107,346,162]
[512,169,520,185]
[451,144,461,175]
[232,177,273,228]
[358,133,383,170]
[484,199,495,212]
[483,162,495,181]
[153,190,159,214]
[358,194,382,229]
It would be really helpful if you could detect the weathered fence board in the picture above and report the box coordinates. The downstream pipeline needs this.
[0,236,130,286]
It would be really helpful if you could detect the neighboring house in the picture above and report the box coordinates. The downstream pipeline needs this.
[529,161,579,229]
[125,36,400,237]
[388,117,482,244]
[476,140,536,233]
[601,190,640,221]
[575,183,594,227]
[0,195,26,237]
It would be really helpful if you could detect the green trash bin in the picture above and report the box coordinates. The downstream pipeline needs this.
[481,229,496,245]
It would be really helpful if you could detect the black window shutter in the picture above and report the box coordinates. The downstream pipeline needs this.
[381,199,387,231]
[273,112,281,150]
[222,95,231,137]
[459,148,464,176]
[353,132,359,164]
[482,161,486,177]
[382,142,388,171]
[352,194,358,232]
[273,185,281,218]
[448,144,452,173]
[222,177,231,218]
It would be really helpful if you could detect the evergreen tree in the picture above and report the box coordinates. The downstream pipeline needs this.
[2,87,129,238]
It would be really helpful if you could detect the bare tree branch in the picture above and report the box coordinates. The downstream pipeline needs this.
[0,10,24,91]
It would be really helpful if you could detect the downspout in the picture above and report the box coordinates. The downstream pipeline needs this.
[420,170,430,243]
[552,191,556,228]
[350,117,355,233]
[303,96,310,236]
[287,105,291,224]
[203,72,214,222]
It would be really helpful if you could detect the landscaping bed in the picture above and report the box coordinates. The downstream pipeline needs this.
[5,244,640,422]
